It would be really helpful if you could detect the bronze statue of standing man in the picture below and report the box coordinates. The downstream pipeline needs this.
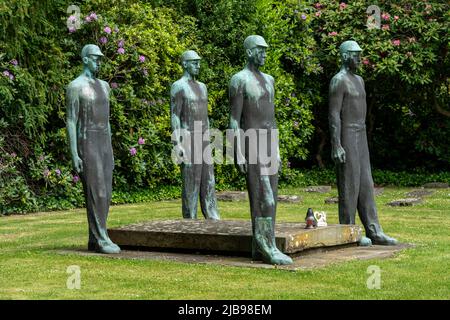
[66,44,120,254]
[170,50,220,220]
[329,40,398,246]
[229,35,292,265]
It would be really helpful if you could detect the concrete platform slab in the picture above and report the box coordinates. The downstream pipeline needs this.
[108,220,362,254]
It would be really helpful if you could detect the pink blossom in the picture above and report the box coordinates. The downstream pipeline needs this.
[328,31,338,36]
[382,24,390,31]
[362,58,370,65]
[55,169,61,176]
[138,137,145,145]
[2,70,10,77]
[104,26,112,34]
[111,82,118,89]
[68,15,77,23]
[139,55,146,63]
[339,2,347,10]
[73,175,80,183]
[392,39,401,46]
[381,13,391,21]
[99,36,108,45]
[68,26,76,33]
[394,15,399,21]
[118,40,125,48]
[9,73,14,81]
[10,59,18,66]
[315,11,321,17]
[301,14,307,20]
[89,12,98,21]
[117,47,125,54]
[10,152,17,158]
[314,3,322,9]
[129,147,137,156]
[85,15,92,23]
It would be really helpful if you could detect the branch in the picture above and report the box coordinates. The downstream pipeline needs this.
[315,126,326,169]
[434,94,450,118]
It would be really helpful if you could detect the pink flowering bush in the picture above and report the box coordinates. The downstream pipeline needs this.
[0,122,37,214]
[308,0,449,168]
[0,1,196,212]
[62,1,197,187]
[0,0,448,213]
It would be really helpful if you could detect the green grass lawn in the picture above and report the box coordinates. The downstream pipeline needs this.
[1,187,449,299]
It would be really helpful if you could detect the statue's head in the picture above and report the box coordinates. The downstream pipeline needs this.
[81,44,104,75]
[244,35,268,66]
[181,50,201,77]
[339,40,362,70]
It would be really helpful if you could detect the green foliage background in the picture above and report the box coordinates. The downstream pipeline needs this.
[0,0,449,214]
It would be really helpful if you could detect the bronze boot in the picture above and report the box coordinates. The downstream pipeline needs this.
[254,217,293,265]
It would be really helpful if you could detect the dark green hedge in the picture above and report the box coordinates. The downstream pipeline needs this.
[1,0,448,214]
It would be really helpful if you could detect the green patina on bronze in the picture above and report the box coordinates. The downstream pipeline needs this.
[329,40,397,246]
[66,44,120,254]
[170,50,220,220]
[229,35,292,265]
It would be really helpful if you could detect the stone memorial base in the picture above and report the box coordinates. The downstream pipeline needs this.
[422,182,449,189]
[108,219,362,255]
[216,192,302,203]
[216,191,247,202]
[387,198,423,207]
[325,197,339,204]
[305,186,332,193]
[406,189,435,198]
[374,187,384,196]
[277,195,302,203]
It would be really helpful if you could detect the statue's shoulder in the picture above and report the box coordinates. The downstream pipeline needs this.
[98,79,110,89]
[171,78,186,95]
[355,74,365,85]
[198,81,208,93]
[330,71,348,86]
[262,72,274,84]
[329,71,347,93]
[331,71,347,83]
[67,77,84,91]
[230,69,248,88]
[197,80,207,89]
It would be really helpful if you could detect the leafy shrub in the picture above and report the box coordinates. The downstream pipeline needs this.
[281,167,450,188]
[0,0,448,214]
[0,119,37,214]
[305,0,449,170]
